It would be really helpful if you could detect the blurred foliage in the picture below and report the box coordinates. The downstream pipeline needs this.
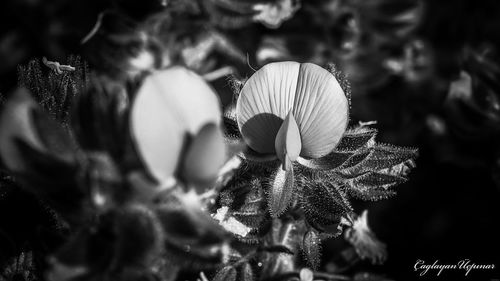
[17,56,90,126]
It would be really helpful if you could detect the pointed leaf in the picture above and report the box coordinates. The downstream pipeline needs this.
[356,145,418,173]
[336,127,377,152]
[338,150,372,171]
[269,165,295,218]
[295,126,375,171]
[302,230,321,270]
[338,167,415,200]
[348,187,397,201]
[300,180,352,224]
[346,172,407,191]
[334,142,418,201]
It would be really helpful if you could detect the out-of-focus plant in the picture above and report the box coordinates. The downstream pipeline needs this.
[257,0,428,90]
[16,56,90,126]
[0,251,38,281]
[0,66,233,281]
[423,44,500,188]
[445,45,500,140]
[81,10,163,81]
[203,0,301,29]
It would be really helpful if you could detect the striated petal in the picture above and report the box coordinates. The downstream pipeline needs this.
[293,63,349,158]
[236,62,349,160]
[237,61,300,154]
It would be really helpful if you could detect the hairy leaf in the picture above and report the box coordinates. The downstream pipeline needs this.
[218,173,269,234]
[297,151,353,170]
[336,127,377,152]
[299,180,352,227]
[338,150,372,171]
[320,126,419,201]
[348,187,397,201]
[342,145,417,176]
[269,165,295,218]
[346,172,407,190]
